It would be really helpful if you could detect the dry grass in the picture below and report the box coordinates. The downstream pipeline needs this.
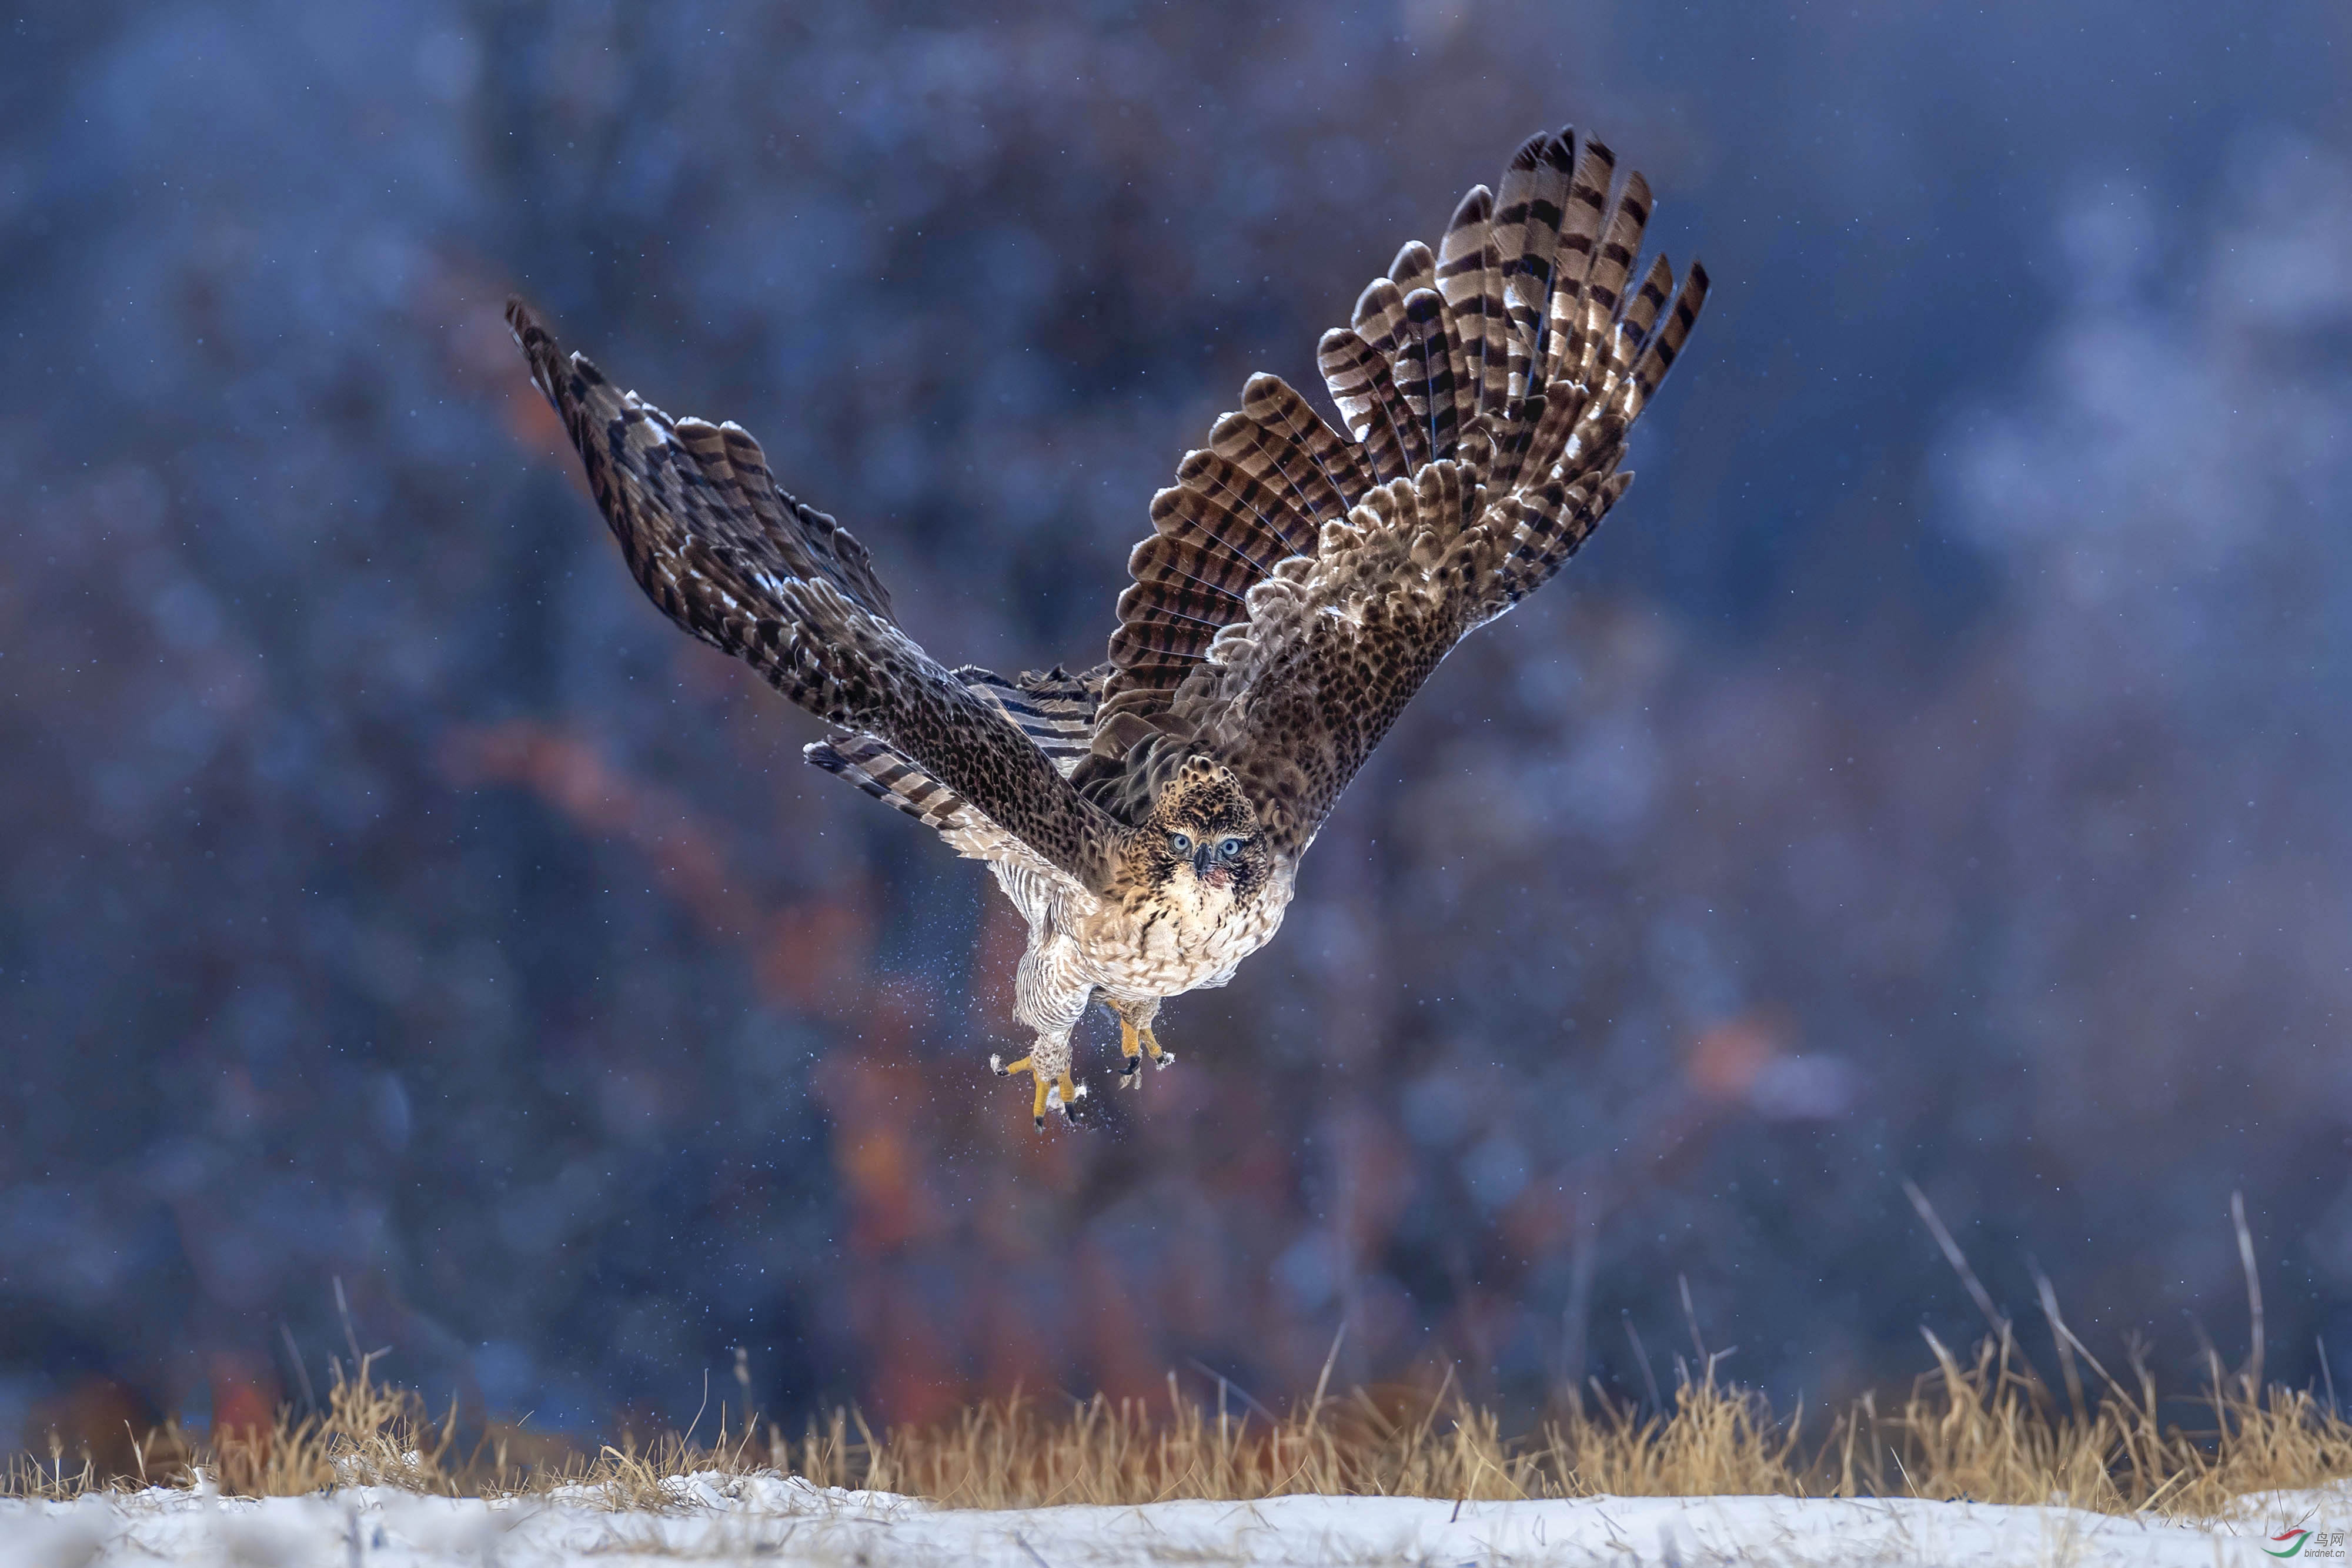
[11,1199,2346,1515]
[808,1333,2352,1516]
[7,1336,2349,1517]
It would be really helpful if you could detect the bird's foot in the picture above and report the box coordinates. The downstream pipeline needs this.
[1115,1020,1176,1086]
[989,1052,1091,1132]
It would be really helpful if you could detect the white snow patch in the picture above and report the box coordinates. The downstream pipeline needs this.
[0,1473,2346,1566]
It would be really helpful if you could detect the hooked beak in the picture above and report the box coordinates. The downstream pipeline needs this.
[1193,845,1216,878]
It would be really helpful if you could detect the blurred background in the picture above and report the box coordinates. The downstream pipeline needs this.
[4,0,2351,1460]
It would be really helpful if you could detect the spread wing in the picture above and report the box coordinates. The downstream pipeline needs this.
[507,300,1125,892]
[1095,129,1708,854]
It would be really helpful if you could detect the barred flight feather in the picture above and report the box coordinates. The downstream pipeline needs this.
[1621,253,1677,351]
[1314,329,1415,485]
[508,299,1121,891]
[1495,131,1576,406]
[1345,288,1429,471]
[1207,411,1349,550]
[1238,375,1374,511]
[1351,276,1411,356]
[1586,170,1651,327]
[956,666,1103,774]
[1388,240,1438,298]
[1130,520,1264,598]
[806,733,971,831]
[1436,185,1504,416]
[1402,287,1464,460]
[1104,125,1707,850]
[803,732,1067,879]
[1628,263,1711,417]
[1534,136,1616,407]
[1150,484,1288,578]
[1115,569,1245,629]
[1389,290,1444,461]
[1173,450,1317,563]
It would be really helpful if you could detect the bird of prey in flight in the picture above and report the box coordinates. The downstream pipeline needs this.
[509,126,1706,1132]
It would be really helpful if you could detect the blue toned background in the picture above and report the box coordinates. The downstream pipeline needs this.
[4,0,2350,1454]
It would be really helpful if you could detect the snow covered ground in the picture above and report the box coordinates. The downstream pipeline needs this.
[2,1473,2346,1566]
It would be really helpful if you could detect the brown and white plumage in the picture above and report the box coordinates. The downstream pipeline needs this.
[508,125,1707,1130]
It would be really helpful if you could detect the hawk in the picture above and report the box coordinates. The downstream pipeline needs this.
[509,127,1706,1131]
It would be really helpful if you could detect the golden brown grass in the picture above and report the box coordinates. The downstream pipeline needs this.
[8,1336,2349,1517]
[11,1199,2346,1513]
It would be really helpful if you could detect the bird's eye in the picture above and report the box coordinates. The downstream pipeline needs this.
[1168,833,1192,855]
[1218,837,1244,859]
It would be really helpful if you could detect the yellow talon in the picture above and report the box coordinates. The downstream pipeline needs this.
[1114,1017,1171,1085]
[990,1052,1088,1131]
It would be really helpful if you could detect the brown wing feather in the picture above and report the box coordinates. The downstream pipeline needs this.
[1400,287,1464,461]
[1238,376,1374,512]
[1095,128,1709,852]
[1206,410,1352,549]
[1627,263,1712,419]
[1316,329,1418,484]
[509,298,1122,890]
[1436,185,1509,417]
[1388,240,1439,297]
[1494,131,1576,407]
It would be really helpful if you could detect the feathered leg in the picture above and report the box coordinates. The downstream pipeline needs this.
[989,932,1094,1131]
[1103,995,1174,1084]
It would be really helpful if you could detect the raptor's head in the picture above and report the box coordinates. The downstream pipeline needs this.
[1140,755,1269,899]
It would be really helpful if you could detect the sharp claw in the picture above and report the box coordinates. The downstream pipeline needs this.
[1000,1052,1101,1133]
[1002,1055,1092,1133]
[1117,1017,1145,1083]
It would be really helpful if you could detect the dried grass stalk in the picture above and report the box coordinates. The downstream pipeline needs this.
[11,1341,2349,1516]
